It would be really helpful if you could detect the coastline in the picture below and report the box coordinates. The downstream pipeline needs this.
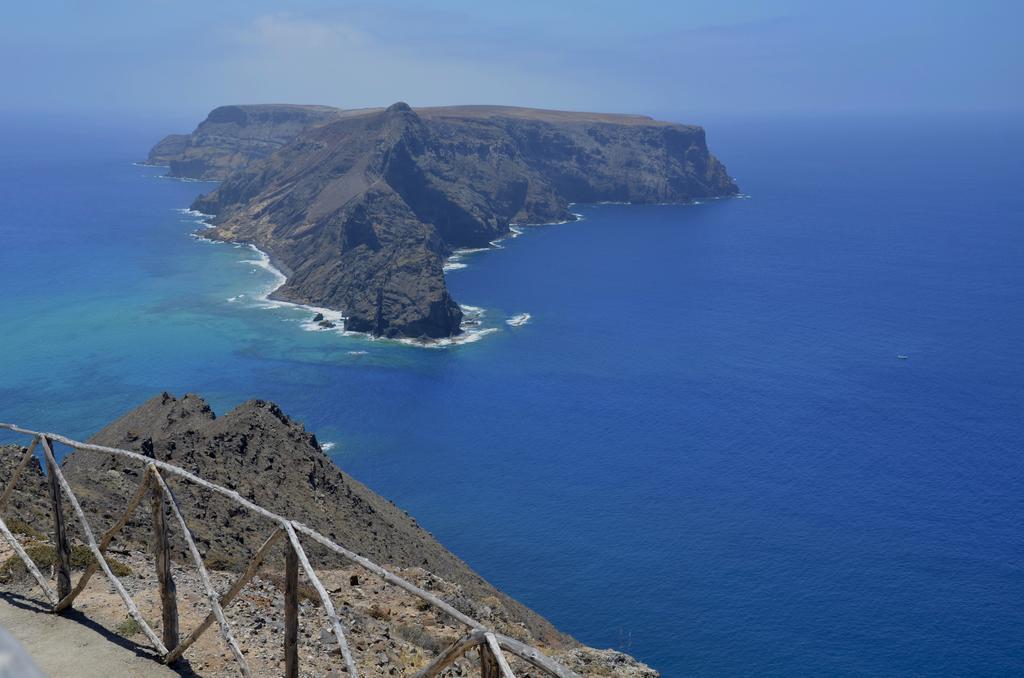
[179,208,499,348]
[180,198,739,347]
[443,211,583,273]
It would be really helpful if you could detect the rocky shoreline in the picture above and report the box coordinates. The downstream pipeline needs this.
[152,103,738,340]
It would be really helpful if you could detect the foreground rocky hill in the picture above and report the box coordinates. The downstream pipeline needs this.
[0,393,658,675]
[153,103,738,339]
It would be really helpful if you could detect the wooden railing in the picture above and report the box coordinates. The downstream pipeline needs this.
[0,423,582,678]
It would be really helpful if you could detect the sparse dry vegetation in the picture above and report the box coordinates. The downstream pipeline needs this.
[0,542,132,582]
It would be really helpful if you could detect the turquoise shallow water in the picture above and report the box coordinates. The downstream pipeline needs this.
[1,114,1023,675]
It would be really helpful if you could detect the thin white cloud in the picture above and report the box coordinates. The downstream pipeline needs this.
[206,13,585,111]
[231,13,370,51]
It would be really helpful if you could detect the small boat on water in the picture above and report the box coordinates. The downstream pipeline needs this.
[897,354,909,360]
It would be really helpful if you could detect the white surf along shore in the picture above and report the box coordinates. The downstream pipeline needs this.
[178,198,730,347]
[179,208,509,348]
[442,207,584,273]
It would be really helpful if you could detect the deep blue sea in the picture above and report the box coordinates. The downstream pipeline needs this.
[1,113,1022,676]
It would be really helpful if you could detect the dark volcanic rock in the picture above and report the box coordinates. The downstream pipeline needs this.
[145,104,360,180]
[55,393,568,647]
[145,133,190,166]
[183,104,738,339]
[0,445,50,532]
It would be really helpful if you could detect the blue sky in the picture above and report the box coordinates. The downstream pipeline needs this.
[1,1,1020,119]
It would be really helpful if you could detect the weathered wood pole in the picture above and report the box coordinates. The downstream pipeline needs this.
[149,468,243,669]
[412,630,485,678]
[151,479,180,653]
[284,540,300,678]
[480,642,501,678]
[44,437,71,603]
[485,633,516,678]
[164,528,284,665]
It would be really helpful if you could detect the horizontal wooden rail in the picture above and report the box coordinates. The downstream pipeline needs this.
[0,422,582,677]
[414,629,487,678]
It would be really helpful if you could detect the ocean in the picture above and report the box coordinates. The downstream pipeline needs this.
[1,113,1022,675]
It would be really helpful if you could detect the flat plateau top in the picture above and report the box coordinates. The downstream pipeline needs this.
[221,103,677,126]
[415,105,671,125]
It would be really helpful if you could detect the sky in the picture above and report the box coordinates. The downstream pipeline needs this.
[1,1,1021,122]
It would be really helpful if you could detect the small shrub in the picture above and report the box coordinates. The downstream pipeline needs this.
[444,594,491,621]
[115,617,143,637]
[4,518,44,541]
[368,603,391,620]
[70,544,133,577]
[264,572,321,606]
[203,554,238,572]
[395,623,446,654]
[0,542,132,582]
[0,544,56,582]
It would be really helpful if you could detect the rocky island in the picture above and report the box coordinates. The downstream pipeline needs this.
[151,103,738,339]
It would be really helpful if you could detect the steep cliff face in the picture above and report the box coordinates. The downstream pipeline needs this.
[146,104,360,180]
[181,103,737,339]
[193,103,465,338]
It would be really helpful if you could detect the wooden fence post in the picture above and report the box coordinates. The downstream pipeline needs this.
[480,642,501,678]
[151,475,180,653]
[149,467,246,672]
[285,539,299,678]
[485,633,516,678]
[43,437,71,603]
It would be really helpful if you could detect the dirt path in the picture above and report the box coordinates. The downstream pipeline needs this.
[0,594,186,678]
